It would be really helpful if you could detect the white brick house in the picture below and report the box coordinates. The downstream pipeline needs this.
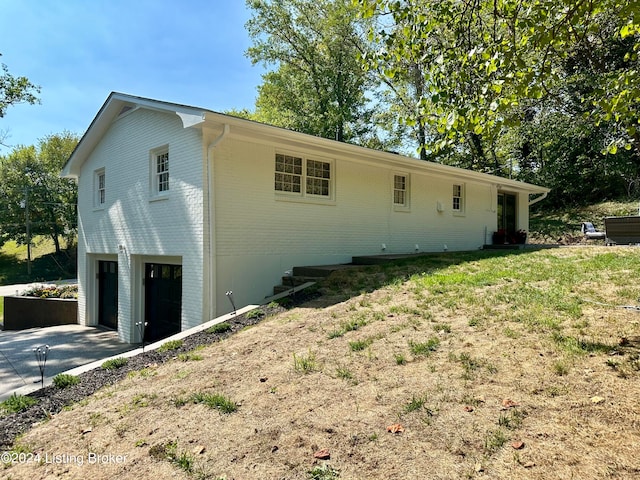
[62,92,549,343]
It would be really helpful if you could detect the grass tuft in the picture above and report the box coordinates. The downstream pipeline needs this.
[101,357,128,370]
[348,338,373,352]
[158,339,184,352]
[409,337,440,357]
[52,373,80,389]
[207,322,232,334]
[0,393,37,415]
[189,392,238,414]
[293,350,318,373]
[308,463,340,480]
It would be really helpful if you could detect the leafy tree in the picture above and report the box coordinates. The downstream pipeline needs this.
[358,0,638,155]
[505,11,640,206]
[245,0,381,145]
[0,53,40,119]
[510,108,638,206]
[362,9,433,158]
[0,132,78,253]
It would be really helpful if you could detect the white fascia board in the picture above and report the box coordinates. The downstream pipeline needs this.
[61,92,207,178]
[200,112,550,195]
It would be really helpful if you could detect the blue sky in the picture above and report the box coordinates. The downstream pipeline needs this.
[0,0,266,154]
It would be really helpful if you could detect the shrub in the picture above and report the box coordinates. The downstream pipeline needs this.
[23,284,78,299]
[53,373,80,389]
[0,393,37,414]
[101,357,128,370]
[207,322,231,334]
[246,309,265,319]
[158,339,183,352]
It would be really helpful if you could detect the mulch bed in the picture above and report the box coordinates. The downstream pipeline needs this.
[0,291,319,449]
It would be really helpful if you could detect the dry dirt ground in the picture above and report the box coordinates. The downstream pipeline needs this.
[2,247,640,480]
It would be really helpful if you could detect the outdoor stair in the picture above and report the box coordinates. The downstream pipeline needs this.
[272,275,323,295]
[270,253,435,296]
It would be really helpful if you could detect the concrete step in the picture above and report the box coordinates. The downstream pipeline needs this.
[280,275,320,286]
[352,253,431,265]
[292,265,342,278]
[273,274,325,296]
[273,284,295,295]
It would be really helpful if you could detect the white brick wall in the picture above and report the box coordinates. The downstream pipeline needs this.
[77,108,205,342]
[76,103,536,337]
[210,137,501,314]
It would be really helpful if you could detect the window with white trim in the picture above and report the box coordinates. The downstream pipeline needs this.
[156,151,169,192]
[275,153,333,199]
[275,153,302,193]
[393,174,408,207]
[150,147,169,197]
[452,184,464,213]
[94,168,105,208]
[306,159,331,196]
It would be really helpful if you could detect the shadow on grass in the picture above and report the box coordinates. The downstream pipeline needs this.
[551,332,616,355]
[0,248,76,285]
[303,248,549,308]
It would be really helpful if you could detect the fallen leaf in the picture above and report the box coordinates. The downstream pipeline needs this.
[386,423,405,434]
[502,398,520,409]
[313,448,330,460]
[192,445,206,455]
[523,461,535,468]
[511,441,525,450]
[81,428,92,435]
[591,396,605,404]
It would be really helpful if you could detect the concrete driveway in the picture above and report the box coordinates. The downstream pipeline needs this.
[0,324,134,401]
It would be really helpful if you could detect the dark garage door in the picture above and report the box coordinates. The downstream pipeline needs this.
[98,260,118,329]
[144,263,182,342]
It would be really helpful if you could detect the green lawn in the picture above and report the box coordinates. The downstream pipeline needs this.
[0,237,76,286]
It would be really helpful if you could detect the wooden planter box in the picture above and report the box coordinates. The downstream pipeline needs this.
[3,296,78,330]
[604,216,640,245]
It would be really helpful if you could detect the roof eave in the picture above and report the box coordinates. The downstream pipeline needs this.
[200,111,550,194]
[61,92,207,178]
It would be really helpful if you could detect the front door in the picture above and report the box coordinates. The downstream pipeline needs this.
[98,260,118,329]
[498,193,517,234]
[144,263,182,342]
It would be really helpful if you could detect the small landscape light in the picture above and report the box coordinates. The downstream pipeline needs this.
[135,321,147,352]
[226,291,236,315]
[33,345,50,388]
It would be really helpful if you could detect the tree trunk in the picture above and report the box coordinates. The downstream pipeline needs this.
[51,233,61,254]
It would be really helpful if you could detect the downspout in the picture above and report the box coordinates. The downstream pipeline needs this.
[528,192,548,207]
[206,124,230,320]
